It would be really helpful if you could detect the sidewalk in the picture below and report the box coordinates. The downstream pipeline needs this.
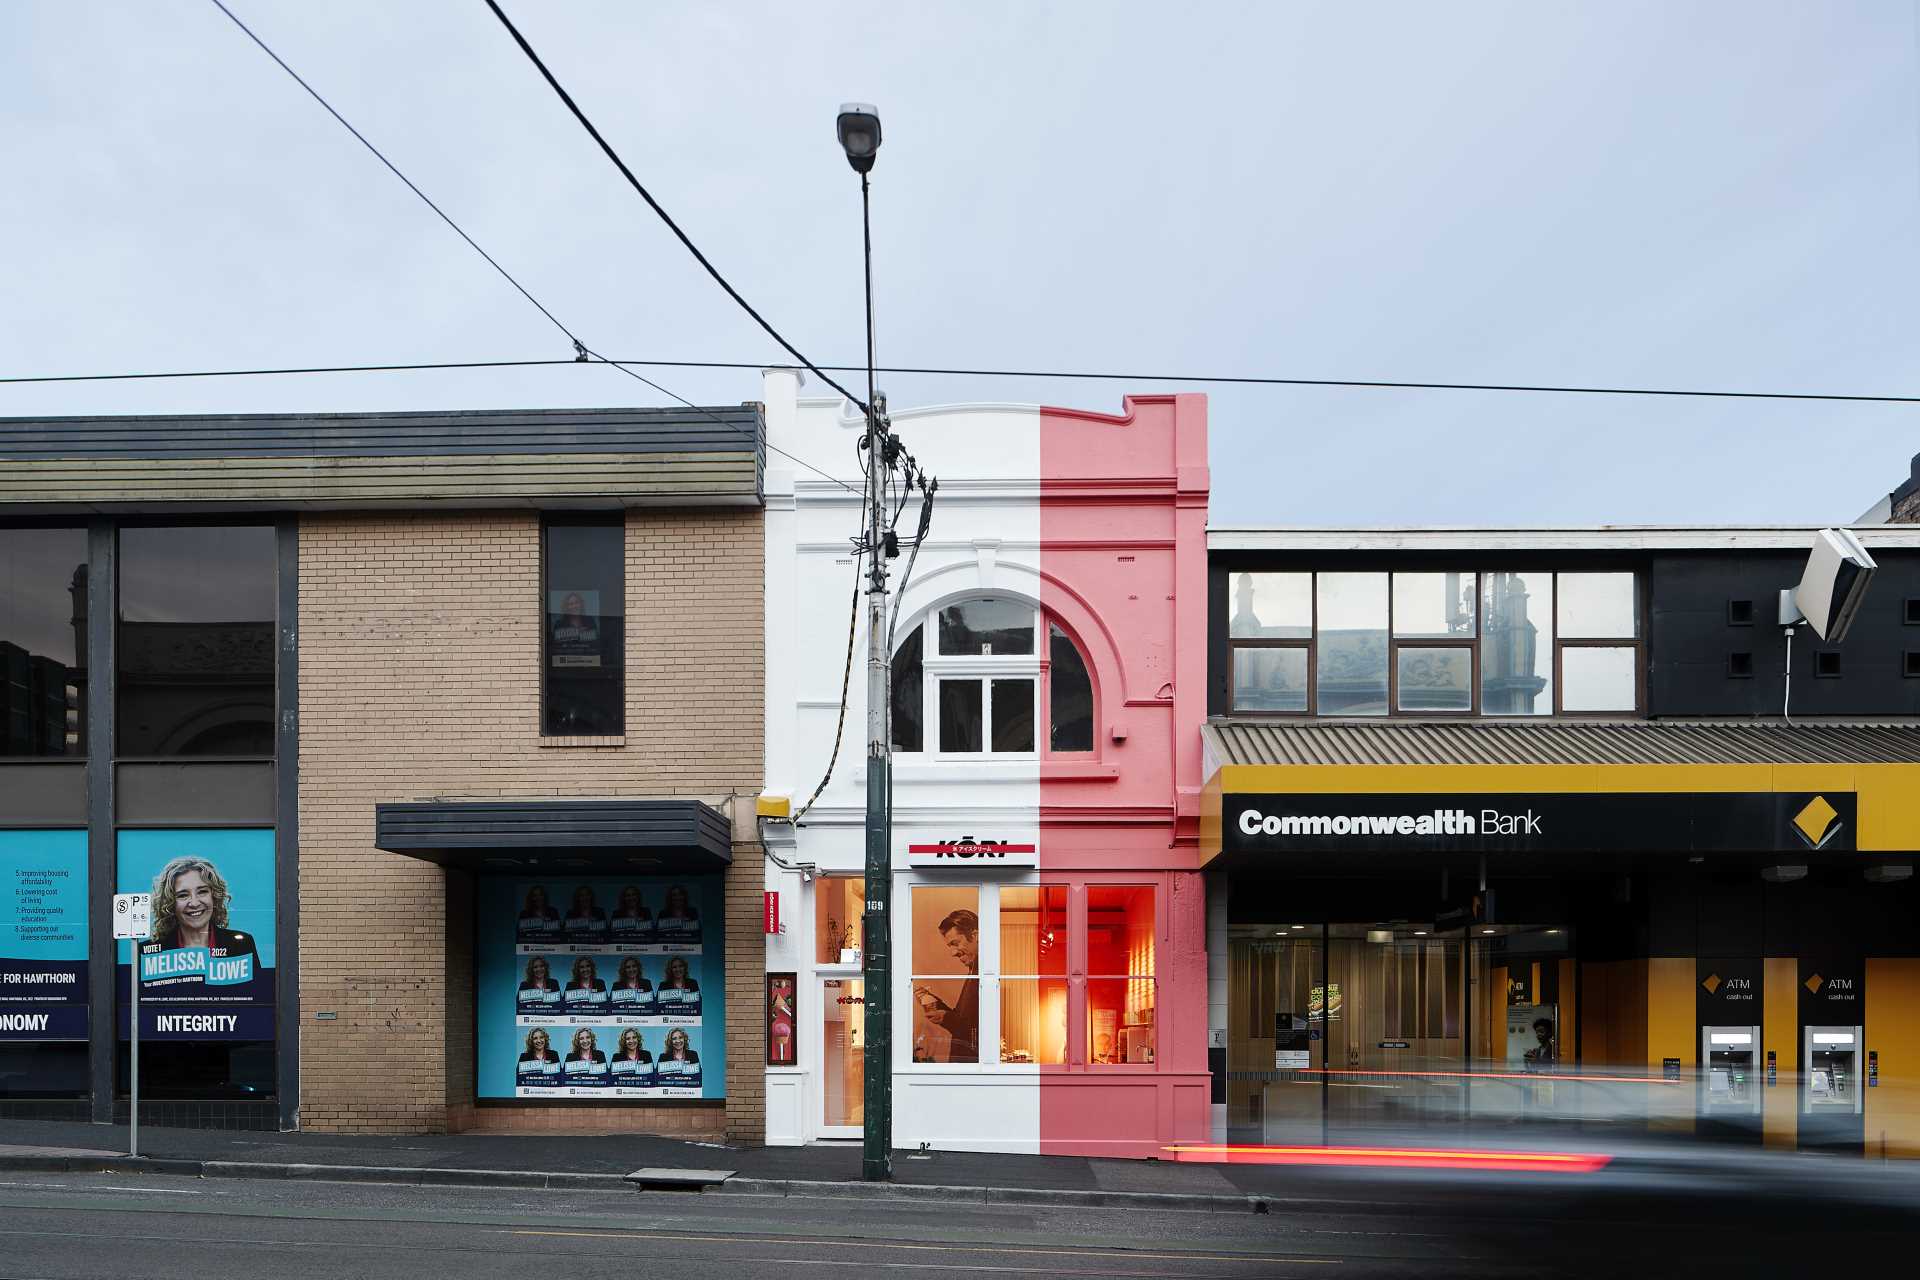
[0,1117,1267,1209]
[0,1116,1905,1212]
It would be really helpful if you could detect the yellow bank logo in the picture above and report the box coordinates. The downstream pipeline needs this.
[1791,796,1842,850]
[1805,973,1824,994]
[1700,973,1722,995]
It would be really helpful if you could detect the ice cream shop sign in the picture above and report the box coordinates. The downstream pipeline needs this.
[905,838,1038,869]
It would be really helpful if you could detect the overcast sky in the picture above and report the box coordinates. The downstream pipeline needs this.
[3,1,1917,525]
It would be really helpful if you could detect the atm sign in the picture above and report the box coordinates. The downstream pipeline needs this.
[906,839,1038,868]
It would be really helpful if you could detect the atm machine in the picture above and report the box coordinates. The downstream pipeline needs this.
[1804,1026,1864,1117]
[1700,1025,1761,1118]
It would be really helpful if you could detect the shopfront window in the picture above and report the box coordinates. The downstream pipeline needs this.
[1226,568,1641,718]
[909,885,979,1063]
[815,876,864,966]
[999,886,1067,1064]
[892,598,1097,757]
[117,526,275,757]
[542,516,624,736]
[0,527,87,757]
[1087,886,1155,1065]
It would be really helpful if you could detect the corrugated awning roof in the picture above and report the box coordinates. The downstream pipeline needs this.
[1205,720,1920,768]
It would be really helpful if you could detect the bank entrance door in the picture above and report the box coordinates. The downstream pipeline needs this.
[1227,923,1573,1143]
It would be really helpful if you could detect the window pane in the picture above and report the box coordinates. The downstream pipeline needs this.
[1392,572,1476,638]
[1482,571,1553,716]
[1000,978,1067,1064]
[938,680,983,752]
[1228,572,1311,639]
[1232,646,1307,712]
[1559,572,1638,638]
[911,885,979,1064]
[543,518,624,736]
[1088,886,1154,975]
[1316,573,1387,716]
[990,678,1034,752]
[821,977,864,1125]
[1561,645,1638,712]
[118,526,275,757]
[1000,886,1067,977]
[1088,977,1155,1064]
[1,528,86,757]
[938,598,1034,655]
[1396,647,1472,711]
[890,624,924,751]
[1048,624,1093,752]
[814,876,865,965]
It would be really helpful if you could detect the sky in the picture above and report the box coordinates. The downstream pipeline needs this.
[2,1,1918,526]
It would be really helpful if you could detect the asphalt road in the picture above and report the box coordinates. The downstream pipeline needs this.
[0,1164,1911,1279]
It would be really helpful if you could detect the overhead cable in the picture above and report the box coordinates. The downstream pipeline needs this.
[201,1,852,493]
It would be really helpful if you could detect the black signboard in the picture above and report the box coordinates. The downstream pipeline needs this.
[1798,957,1864,1024]
[1696,958,1762,1024]
[1224,792,1856,856]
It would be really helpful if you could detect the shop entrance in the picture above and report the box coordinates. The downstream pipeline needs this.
[1227,922,1574,1142]
[819,977,865,1138]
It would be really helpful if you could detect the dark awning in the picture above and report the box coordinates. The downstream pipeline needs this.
[374,799,733,873]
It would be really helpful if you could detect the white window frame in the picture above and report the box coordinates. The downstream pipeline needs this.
[907,600,1044,760]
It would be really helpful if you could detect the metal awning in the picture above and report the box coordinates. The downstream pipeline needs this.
[1205,720,1920,770]
[373,799,733,872]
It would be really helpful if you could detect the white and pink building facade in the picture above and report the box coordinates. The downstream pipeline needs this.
[759,369,1211,1156]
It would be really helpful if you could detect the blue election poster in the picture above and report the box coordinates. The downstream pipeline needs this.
[481,876,722,1099]
[0,830,88,1041]
[117,829,276,1041]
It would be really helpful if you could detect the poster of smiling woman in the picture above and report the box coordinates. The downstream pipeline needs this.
[117,829,276,1041]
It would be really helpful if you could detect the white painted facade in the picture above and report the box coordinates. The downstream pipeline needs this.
[761,368,1051,1152]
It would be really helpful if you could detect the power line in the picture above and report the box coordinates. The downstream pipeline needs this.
[12,352,1920,408]
[202,1,852,493]
[479,0,871,414]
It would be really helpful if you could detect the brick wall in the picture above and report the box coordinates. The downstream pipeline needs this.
[297,508,765,1135]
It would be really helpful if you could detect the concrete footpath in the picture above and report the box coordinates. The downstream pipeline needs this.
[0,1117,1281,1211]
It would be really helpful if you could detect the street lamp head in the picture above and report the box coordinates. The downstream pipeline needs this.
[836,103,882,174]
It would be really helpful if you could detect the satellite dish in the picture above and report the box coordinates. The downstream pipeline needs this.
[1782,528,1877,643]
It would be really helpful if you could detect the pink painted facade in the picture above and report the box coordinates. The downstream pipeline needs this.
[1034,396,1211,1157]
[762,375,1210,1157]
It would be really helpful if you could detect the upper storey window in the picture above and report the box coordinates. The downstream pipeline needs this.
[1228,570,1640,718]
[892,597,1095,756]
[0,528,88,757]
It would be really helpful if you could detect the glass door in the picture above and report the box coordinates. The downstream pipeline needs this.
[1226,928,1325,1145]
[820,977,865,1138]
[1323,926,1467,1141]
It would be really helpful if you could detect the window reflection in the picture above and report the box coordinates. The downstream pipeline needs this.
[1229,573,1311,639]
[1233,647,1308,712]
[1559,573,1638,638]
[542,518,624,736]
[1315,574,1387,717]
[1047,624,1093,752]
[1392,573,1477,638]
[938,598,1033,655]
[1481,571,1552,715]
[0,528,87,757]
[891,624,924,751]
[1561,645,1637,712]
[117,526,275,757]
[1396,647,1472,712]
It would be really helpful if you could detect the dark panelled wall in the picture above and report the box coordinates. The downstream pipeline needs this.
[1649,551,1920,717]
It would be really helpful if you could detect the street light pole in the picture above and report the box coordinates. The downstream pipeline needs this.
[838,103,893,1184]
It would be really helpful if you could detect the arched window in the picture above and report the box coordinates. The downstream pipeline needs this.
[890,597,1095,756]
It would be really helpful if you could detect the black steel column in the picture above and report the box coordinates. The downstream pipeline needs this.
[273,518,300,1130]
[84,523,114,1124]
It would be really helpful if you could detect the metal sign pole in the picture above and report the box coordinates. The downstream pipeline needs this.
[129,944,139,1159]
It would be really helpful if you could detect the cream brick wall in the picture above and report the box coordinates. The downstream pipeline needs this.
[297,508,765,1137]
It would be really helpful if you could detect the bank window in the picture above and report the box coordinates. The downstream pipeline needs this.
[1,527,88,757]
[1087,886,1155,1065]
[1000,886,1068,1064]
[542,516,624,736]
[1226,569,1641,718]
[118,526,275,757]
[910,885,979,1064]
[891,598,1096,757]
[815,876,864,966]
